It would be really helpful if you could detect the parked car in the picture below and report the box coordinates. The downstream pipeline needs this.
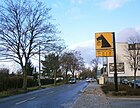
[86,78,95,82]
[130,79,140,88]
[68,78,76,84]
[121,79,129,85]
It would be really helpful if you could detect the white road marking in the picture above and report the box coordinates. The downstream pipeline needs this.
[16,97,36,105]
[29,97,36,100]
[16,100,27,105]
[16,91,54,105]
[46,91,54,95]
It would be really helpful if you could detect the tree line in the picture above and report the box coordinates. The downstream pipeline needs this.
[0,50,98,91]
[0,0,98,91]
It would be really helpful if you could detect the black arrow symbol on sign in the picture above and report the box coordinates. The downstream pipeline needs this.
[97,34,111,48]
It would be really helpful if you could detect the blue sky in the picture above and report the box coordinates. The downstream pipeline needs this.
[44,0,140,46]
[1,0,140,70]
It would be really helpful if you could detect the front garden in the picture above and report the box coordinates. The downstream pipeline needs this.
[101,83,140,96]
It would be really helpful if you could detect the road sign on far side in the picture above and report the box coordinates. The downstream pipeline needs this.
[95,32,113,50]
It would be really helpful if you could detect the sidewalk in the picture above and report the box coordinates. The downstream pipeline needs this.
[72,82,111,108]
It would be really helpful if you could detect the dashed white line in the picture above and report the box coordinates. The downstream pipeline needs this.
[16,91,54,105]
[29,97,36,100]
[16,97,36,105]
[16,100,27,105]
[46,91,54,95]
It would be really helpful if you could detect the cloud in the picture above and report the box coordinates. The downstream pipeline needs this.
[0,61,20,73]
[68,40,95,65]
[98,0,130,10]
[69,40,95,50]
[67,7,80,15]
[67,27,140,66]
[67,7,82,20]
[116,27,140,42]
[52,1,62,9]
[70,0,85,4]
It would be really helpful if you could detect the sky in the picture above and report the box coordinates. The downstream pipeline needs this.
[37,0,140,67]
[1,0,140,71]
[43,0,140,47]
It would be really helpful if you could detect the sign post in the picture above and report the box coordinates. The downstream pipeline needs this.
[95,32,118,92]
[113,32,118,92]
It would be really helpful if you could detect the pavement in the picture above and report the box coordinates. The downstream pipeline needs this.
[72,82,111,108]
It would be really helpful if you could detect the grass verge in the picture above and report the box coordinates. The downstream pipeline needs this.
[0,81,66,98]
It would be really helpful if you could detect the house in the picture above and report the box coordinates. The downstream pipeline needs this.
[104,42,140,83]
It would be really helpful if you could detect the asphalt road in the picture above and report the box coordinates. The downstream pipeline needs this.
[0,80,87,108]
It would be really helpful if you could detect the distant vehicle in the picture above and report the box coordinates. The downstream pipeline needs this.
[86,78,95,82]
[68,78,76,84]
[130,79,140,88]
[121,79,129,85]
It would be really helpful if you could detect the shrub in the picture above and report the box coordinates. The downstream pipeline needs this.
[8,76,23,89]
[27,77,38,87]
[0,76,39,92]
[40,79,54,85]
[101,83,115,94]
[126,89,140,96]
[101,83,140,96]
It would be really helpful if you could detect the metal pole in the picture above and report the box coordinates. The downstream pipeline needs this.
[38,44,41,87]
[113,32,118,92]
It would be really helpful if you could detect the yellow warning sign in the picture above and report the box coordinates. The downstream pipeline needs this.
[96,49,113,57]
[95,32,113,50]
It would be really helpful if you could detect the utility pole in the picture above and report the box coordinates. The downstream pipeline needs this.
[38,44,41,87]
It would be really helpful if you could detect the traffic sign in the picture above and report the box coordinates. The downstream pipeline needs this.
[96,49,113,57]
[95,32,113,50]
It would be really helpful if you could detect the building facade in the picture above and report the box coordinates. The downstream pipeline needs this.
[105,42,140,83]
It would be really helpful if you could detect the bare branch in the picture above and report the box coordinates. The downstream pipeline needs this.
[0,0,64,89]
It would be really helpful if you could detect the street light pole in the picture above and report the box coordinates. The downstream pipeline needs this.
[38,44,41,87]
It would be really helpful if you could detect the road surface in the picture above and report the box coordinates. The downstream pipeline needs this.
[0,80,87,108]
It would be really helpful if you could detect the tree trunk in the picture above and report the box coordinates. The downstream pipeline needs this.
[93,67,98,79]
[65,71,68,83]
[54,70,57,86]
[73,71,74,78]
[22,66,27,90]
[134,69,137,89]
[71,70,74,78]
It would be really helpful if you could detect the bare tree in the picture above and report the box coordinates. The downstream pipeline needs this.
[91,58,99,79]
[79,67,94,79]
[69,51,84,77]
[60,52,71,83]
[125,36,140,89]
[60,50,84,83]
[0,0,61,90]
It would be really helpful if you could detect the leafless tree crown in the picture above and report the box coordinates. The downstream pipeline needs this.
[0,0,60,67]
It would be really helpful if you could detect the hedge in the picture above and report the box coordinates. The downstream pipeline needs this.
[0,76,38,92]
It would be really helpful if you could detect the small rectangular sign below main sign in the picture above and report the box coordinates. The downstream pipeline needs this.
[96,49,113,57]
